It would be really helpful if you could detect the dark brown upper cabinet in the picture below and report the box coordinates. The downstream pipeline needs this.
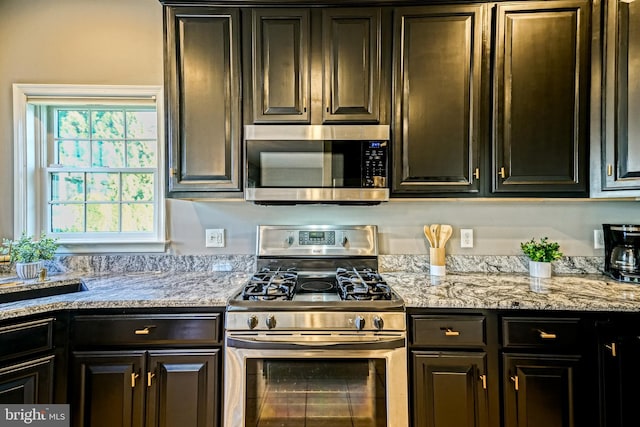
[322,8,382,122]
[252,9,311,122]
[392,5,484,195]
[250,8,385,124]
[493,1,590,196]
[165,7,242,196]
[596,0,640,194]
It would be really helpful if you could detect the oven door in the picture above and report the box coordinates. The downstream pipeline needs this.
[224,332,408,427]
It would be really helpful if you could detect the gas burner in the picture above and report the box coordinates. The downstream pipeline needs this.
[336,268,392,301]
[242,268,297,301]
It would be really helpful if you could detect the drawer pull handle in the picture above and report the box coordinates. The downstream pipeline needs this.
[510,375,519,391]
[538,330,557,339]
[444,328,460,337]
[147,372,155,387]
[605,342,617,357]
[131,373,139,388]
[134,326,155,335]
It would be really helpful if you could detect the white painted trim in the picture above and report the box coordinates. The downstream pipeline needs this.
[11,84,167,252]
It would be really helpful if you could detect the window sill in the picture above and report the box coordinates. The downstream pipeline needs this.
[57,240,170,254]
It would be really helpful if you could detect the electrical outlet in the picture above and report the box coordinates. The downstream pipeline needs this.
[594,229,604,249]
[205,228,225,248]
[460,229,474,248]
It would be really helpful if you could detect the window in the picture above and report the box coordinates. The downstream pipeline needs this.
[13,85,166,253]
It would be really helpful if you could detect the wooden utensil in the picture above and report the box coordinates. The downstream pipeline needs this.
[430,224,441,248]
[439,225,453,248]
[423,225,435,248]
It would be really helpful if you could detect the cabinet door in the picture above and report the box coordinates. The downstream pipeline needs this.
[412,351,489,427]
[493,1,589,195]
[601,0,640,190]
[598,334,640,427]
[322,8,381,122]
[71,351,146,427]
[165,7,241,194]
[146,350,220,427]
[503,353,580,427]
[392,5,484,195]
[252,9,310,122]
[0,356,54,404]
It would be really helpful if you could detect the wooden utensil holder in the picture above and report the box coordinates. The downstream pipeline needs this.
[430,247,446,276]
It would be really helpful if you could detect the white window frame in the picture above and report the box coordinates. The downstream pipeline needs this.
[12,84,167,253]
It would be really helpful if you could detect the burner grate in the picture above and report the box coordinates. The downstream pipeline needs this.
[242,268,297,301]
[336,268,392,301]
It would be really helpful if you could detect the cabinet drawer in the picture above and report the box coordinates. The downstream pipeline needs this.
[412,315,486,347]
[502,317,580,349]
[0,318,54,363]
[72,314,220,347]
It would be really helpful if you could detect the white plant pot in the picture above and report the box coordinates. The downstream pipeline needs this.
[15,260,44,280]
[529,260,552,278]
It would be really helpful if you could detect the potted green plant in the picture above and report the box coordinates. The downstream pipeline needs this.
[520,237,563,278]
[1,233,59,279]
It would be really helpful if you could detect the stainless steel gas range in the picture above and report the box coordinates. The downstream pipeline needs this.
[224,225,408,427]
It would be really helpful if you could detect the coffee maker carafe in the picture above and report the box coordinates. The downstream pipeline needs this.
[603,224,640,283]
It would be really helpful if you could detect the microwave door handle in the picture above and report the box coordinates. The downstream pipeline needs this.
[226,335,405,351]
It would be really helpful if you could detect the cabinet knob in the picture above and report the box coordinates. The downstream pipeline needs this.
[147,372,155,387]
[510,375,519,391]
[607,164,613,176]
[605,342,617,357]
[498,167,506,179]
[443,328,460,337]
[135,326,155,335]
[480,374,487,390]
[538,329,557,339]
[131,373,139,388]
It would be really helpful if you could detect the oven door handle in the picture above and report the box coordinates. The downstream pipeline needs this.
[226,335,406,351]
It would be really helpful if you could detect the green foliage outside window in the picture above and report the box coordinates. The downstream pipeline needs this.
[50,107,157,234]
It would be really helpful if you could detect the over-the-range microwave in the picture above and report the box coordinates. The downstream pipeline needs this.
[244,125,389,205]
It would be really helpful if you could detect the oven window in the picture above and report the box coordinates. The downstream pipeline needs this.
[246,358,387,427]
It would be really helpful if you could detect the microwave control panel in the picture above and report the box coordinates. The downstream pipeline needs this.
[362,141,388,187]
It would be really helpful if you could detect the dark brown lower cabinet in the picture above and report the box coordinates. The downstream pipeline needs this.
[412,352,489,427]
[503,354,581,427]
[597,321,640,427]
[71,350,219,427]
[0,356,54,404]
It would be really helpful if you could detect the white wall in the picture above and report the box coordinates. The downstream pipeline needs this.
[1,0,637,257]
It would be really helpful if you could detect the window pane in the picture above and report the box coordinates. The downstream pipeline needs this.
[122,173,154,201]
[122,203,154,232]
[87,173,119,201]
[126,111,157,138]
[56,140,91,167]
[91,110,125,139]
[51,204,84,232]
[92,140,125,167]
[87,204,119,232]
[126,140,156,167]
[57,110,89,138]
[51,173,85,202]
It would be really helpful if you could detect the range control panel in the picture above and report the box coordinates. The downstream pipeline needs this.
[299,231,336,245]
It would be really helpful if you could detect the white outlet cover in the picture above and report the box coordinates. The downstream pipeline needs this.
[594,229,604,249]
[205,228,225,248]
[460,229,474,248]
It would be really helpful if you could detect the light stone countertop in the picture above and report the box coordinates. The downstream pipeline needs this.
[384,272,640,312]
[0,271,251,320]
[1,270,640,321]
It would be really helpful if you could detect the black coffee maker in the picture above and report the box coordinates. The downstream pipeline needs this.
[603,224,640,283]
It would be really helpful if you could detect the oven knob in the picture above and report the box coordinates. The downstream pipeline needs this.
[354,315,366,330]
[373,316,384,330]
[266,315,277,329]
[247,315,258,330]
